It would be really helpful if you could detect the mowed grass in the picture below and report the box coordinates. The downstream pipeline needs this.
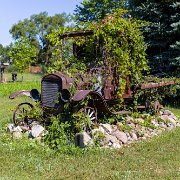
[0,73,180,179]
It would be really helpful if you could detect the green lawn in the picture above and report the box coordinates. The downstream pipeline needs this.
[0,73,179,179]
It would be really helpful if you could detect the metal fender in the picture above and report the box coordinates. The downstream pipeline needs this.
[72,90,103,102]
[9,90,31,99]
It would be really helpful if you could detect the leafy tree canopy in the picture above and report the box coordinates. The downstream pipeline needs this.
[9,12,70,65]
[0,44,3,56]
[8,37,37,73]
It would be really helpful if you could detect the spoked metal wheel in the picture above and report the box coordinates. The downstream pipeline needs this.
[82,106,97,132]
[13,102,34,126]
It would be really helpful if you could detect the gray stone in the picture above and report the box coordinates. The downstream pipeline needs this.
[168,117,177,127]
[20,125,30,132]
[163,110,172,116]
[150,132,158,136]
[75,132,93,148]
[144,133,151,138]
[111,130,128,144]
[6,124,16,133]
[176,123,180,127]
[147,128,154,132]
[160,111,163,115]
[31,125,44,138]
[105,134,119,145]
[111,143,121,149]
[169,114,177,121]
[92,126,105,135]
[155,129,163,135]
[130,132,138,141]
[14,126,23,132]
[166,125,174,131]
[30,121,40,127]
[100,124,112,134]
[151,120,159,127]
[159,122,167,129]
[160,115,169,121]
[125,132,130,138]
[141,137,146,140]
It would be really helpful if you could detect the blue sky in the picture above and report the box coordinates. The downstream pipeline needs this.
[0,0,82,46]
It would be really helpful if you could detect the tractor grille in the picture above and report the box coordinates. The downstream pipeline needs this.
[41,81,60,107]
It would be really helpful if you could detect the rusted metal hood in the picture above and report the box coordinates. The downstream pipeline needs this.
[42,73,73,89]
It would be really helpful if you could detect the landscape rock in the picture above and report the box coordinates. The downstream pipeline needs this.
[92,126,105,136]
[111,129,128,144]
[169,114,177,121]
[166,125,174,131]
[6,109,180,149]
[20,125,30,132]
[130,132,138,141]
[100,124,113,134]
[75,132,93,148]
[168,117,177,127]
[31,125,44,138]
[176,123,180,127]
[6,124,16,133]
[163,110,172,116]
[160,115,169,121]
[111,143,122,149]
[105,134,119,145]
[151,120,159,127]
[159,122,168,129]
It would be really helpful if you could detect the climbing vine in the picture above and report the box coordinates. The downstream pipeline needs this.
[48,9,149,98]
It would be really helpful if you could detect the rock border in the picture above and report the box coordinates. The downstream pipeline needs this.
[6,109,180,149]
[75,110,180,148]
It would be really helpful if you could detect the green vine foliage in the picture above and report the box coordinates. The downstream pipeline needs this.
[79,9,149,96]
[47,27,87,76]
[47,9,149,98]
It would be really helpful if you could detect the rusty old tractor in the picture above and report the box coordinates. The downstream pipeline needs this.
[9,30,177,127]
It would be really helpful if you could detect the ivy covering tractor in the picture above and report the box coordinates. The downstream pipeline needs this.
[9,30,177,128]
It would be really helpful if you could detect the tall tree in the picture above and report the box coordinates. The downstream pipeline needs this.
[74,0,126,22]
[0,44,3,55]
[129,0,179,76]
[8,37,37,80]
[9,12,70,65]
[169,2,180,76]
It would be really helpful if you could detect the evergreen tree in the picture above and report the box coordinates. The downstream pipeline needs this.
[129,0,179,77]
[74,0,126,22]
[169,2,180,76]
